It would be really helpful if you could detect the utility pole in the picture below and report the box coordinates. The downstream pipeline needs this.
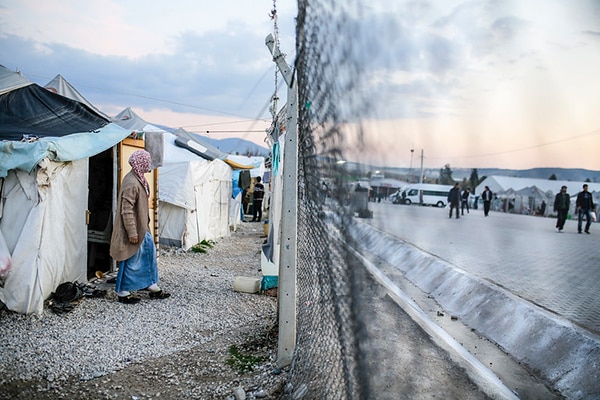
[409,149,414,183]
[265,33,297,368]
[419,149,424,184]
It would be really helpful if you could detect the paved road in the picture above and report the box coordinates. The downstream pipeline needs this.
[365,201,600,336]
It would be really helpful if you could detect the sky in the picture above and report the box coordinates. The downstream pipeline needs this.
[0,0,297,148]
[1,0,599,171]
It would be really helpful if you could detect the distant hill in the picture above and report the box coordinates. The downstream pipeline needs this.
[194,135,270,157]
[452,168,600,183]
[348,164,600,183]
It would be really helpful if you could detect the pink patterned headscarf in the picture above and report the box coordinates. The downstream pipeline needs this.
[128,150,151,196]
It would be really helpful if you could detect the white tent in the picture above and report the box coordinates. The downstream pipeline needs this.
[475,176,600,198]
[45,74,110,119]
[158,132,233,250]
[113,107,167,134]
[0,66,130,314]
[226,154,266,179]
[1,160,89,313]
[476,176,600,215]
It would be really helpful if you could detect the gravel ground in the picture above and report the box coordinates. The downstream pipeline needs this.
[0,220,517,400]
[0,222,284,400]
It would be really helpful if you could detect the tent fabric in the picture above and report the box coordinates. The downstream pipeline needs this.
[0,84,109,140]
[0,64,127,179]
[112,107,166,168]
[0,65,32,95]
[158,159,232,249]
[44,74,110,120]
[0,159,88,314]
[174,128,228,161]
[0,123,131,178]
[223,158,256,170]
[0,66,129,314]
[158,132,233,250]
[475,176,600,197]
[113,107,168,134]
[260,133,285,278]
[225,154,266,178]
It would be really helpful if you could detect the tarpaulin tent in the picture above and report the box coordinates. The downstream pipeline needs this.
[174,127,261,172]
[159,132,232,249]
[173,127,228,161]
[44,74,110,120]
[476,176,600,215]
[0,65,130,314]
[112,109,237,249]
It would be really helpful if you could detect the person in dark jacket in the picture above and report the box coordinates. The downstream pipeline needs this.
[447,182,461,219]
[251,176,265,222]
[461,188,471,215]
[481,186,493,217]
[553,185,570,233]
[576,184,595,234]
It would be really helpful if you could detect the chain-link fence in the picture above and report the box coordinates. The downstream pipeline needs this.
[278,1,380,398]
[270,0,600,398]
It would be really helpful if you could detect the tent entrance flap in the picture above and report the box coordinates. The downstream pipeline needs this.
[87,148,115,278]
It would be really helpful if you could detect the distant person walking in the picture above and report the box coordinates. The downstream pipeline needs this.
[553,185,570,233]
[461,188,471,215]
[251,176,265,222]
[447,182,461,219]
[576,184,595,234]
[481,186,493,217]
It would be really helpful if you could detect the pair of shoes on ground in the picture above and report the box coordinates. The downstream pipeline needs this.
[149,290,171,299]
[118,290,171,304]
[118,294,141,304]
[555,228,563,233]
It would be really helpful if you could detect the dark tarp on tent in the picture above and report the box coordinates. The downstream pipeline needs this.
[0,84,108,140]
[0,65,129,177]
[174,128,228,161]
[45,74,110,120]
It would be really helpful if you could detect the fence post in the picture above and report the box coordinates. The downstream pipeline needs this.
[266,34,298,367]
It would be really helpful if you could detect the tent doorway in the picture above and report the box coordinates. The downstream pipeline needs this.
[87,148,115,279]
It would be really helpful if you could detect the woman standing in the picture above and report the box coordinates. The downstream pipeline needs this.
[110,150,170,304]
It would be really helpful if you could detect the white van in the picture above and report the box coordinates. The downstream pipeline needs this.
[395,183,453,207]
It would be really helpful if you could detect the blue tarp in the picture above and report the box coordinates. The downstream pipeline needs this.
[0,123,130,177]
[0,65,131,177]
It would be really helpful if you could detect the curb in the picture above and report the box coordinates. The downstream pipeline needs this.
[351,220,600,400]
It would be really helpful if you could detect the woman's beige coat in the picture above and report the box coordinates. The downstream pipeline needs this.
[109,171,150,261]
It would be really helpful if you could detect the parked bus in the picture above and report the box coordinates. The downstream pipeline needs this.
[392,183,453,207]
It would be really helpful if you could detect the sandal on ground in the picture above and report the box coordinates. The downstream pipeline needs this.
[149,290,171,299]
[117,295,141,304]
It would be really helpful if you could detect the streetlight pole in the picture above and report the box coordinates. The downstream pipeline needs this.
[419,149,425,184]
[409,149,414,183]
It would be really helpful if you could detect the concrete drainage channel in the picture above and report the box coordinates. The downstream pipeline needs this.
[350,220,600,400]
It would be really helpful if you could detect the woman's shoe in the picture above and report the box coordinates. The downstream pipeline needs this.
[149,290,171,299]
[118,295,141,304]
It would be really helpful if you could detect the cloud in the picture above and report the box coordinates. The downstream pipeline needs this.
[583,30,600,38]
[0,24,279,121]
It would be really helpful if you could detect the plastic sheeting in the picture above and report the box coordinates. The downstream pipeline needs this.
[158,159,232,250]
[0,159,88,314]
[158,133,233,250]
[0,85,109,140]
[0,123,130,178]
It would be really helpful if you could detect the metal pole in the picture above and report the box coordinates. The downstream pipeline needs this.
[409,149,414,183]
[419,149,424,184]
[265,33,297,367]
